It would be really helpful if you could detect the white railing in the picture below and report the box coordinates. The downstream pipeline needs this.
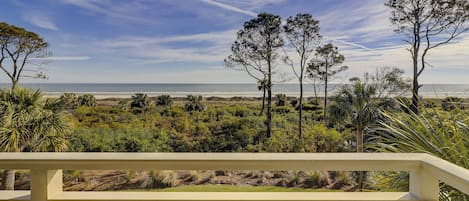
[0,153,468,201]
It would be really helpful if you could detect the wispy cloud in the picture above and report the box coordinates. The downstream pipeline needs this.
[31,56,91,61]
[97,29,238,64]
[23,13,58,31]
[60,0,152,24]
[200,0,257,17]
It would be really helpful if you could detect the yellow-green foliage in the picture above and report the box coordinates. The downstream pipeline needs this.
[68,101,346,153]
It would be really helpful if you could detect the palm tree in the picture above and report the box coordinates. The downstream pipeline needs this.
[0,88,71,190]
[329,79,380,152]
[329,79,381,191]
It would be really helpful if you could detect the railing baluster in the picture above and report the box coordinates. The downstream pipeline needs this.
[409,168,439,201]
[31,169,62,201]
[31,169,48,201]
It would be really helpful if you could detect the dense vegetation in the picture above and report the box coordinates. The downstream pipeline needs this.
[68,95,347,153]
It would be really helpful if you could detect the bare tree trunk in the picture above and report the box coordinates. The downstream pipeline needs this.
[410,13,421,114]
[266,61,272,139]
[266,84,272,139]
[11,80,18,92]
[313,78,319,102]
[356,128,363,153]
[298,78,303,141]
[411,76,419,114]
[259,87,266,116]
[356,128,364,191]
[323,78,328,124]
[1,170,15,190]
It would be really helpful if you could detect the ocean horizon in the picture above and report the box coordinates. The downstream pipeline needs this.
[1,83,468,98]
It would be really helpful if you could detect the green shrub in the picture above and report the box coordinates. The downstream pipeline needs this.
[131,93,150,113]
[58,93,79,109]
[310,124,347,152]
[297,103,321,111]
[184,95,205,112]
[275,93,287,106]
[289,98,298,107]
[273,106,291,114]
[442,96,464,111]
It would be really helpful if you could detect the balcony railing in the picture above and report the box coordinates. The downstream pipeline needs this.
[0,153,468,201]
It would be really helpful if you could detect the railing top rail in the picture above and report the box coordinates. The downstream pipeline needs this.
[0,153,468,200]
[0,152,427,161]
[0,152,424,172]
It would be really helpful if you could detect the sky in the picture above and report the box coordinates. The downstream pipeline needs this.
[0,0,468,84]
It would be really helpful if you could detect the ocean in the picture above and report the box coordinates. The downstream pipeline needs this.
[0,83,468,98]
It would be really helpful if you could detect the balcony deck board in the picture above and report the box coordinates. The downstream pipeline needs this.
[49,192,419,201]
[0,190,30,201]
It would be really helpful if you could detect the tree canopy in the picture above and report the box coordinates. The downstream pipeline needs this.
[0,22,49,90]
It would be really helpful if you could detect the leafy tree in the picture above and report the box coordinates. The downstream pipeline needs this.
[364,67,411,99]
[131,93,150,113]
[385,0,469,113]
[184,95,205,113]
[225,13,284,139]
[156,94,173,107]
[0,22,50,91]
[78,94,96,107]
[283,13,322,140]
[307,43,348,124]
[0,88,70,190]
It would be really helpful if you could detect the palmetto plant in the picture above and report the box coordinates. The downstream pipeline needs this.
[275,93,287,107]
[372,105,469,200]
[58,93,79,109]
[156,94,173,107]
[131,93,150,113]
[184,95,205,113]
[78,94,96,107]
[0,88,71,189]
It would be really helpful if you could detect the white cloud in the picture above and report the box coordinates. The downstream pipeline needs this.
[60,0,152,24]
[31,56,91,61]
[100,29,236,48]
[23,14,58,31]
[200,0,257,17]
[98,30,237,64]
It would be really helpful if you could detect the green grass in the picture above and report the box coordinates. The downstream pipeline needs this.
[135,185,339,192]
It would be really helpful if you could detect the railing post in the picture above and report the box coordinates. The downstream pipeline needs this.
[410,168,439,201]
[31,169,63,201]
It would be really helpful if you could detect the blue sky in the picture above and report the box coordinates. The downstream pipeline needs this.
[1,0,468,83]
